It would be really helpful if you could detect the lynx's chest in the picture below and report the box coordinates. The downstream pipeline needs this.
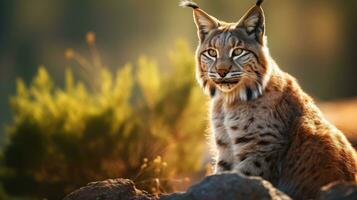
[210,95,287,147]
[225,103,278,138]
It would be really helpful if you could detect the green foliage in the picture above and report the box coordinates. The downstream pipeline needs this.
[1,40,208,199]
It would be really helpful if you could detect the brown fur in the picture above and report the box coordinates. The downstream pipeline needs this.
[211,67,357,199]
[183,1,357,199]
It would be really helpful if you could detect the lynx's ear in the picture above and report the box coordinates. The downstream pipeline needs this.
[180,1,219,41]
[193,9,219,41]
[237,1,265,44]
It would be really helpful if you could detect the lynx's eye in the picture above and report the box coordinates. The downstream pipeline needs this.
[231,48,244,57]
[206,49,217,58]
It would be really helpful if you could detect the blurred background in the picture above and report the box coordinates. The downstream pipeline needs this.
[0,0,357,199]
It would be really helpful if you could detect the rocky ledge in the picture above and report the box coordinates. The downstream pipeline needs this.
[63,173,357,200]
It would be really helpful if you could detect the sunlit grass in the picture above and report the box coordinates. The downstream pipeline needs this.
[1,33,208,199]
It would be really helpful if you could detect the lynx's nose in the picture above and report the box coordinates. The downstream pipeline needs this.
[217,68,229,78]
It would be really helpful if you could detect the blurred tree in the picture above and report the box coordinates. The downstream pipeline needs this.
[0,40,208,199]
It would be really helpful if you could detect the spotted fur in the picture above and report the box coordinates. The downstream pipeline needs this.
[184,1,357,199]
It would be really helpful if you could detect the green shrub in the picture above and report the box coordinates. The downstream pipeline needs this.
[1,39,208,199]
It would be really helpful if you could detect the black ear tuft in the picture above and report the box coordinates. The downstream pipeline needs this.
[256,0,264,6]
[179,0,199,9]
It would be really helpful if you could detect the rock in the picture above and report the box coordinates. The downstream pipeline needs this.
[63,178,158,200]
[318,181,357,200]
[64,174,291,200]
[64,173,357,200]
[161,173,291,200]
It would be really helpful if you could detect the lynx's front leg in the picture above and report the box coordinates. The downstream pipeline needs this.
[211,98,234,173]
[224,103,286,184]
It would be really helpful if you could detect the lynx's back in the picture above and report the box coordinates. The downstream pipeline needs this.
[182,0,357,199]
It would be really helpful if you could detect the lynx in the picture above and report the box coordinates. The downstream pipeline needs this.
[182,0,357,199]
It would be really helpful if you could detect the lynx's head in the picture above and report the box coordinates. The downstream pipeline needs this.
[182,0,273,102]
